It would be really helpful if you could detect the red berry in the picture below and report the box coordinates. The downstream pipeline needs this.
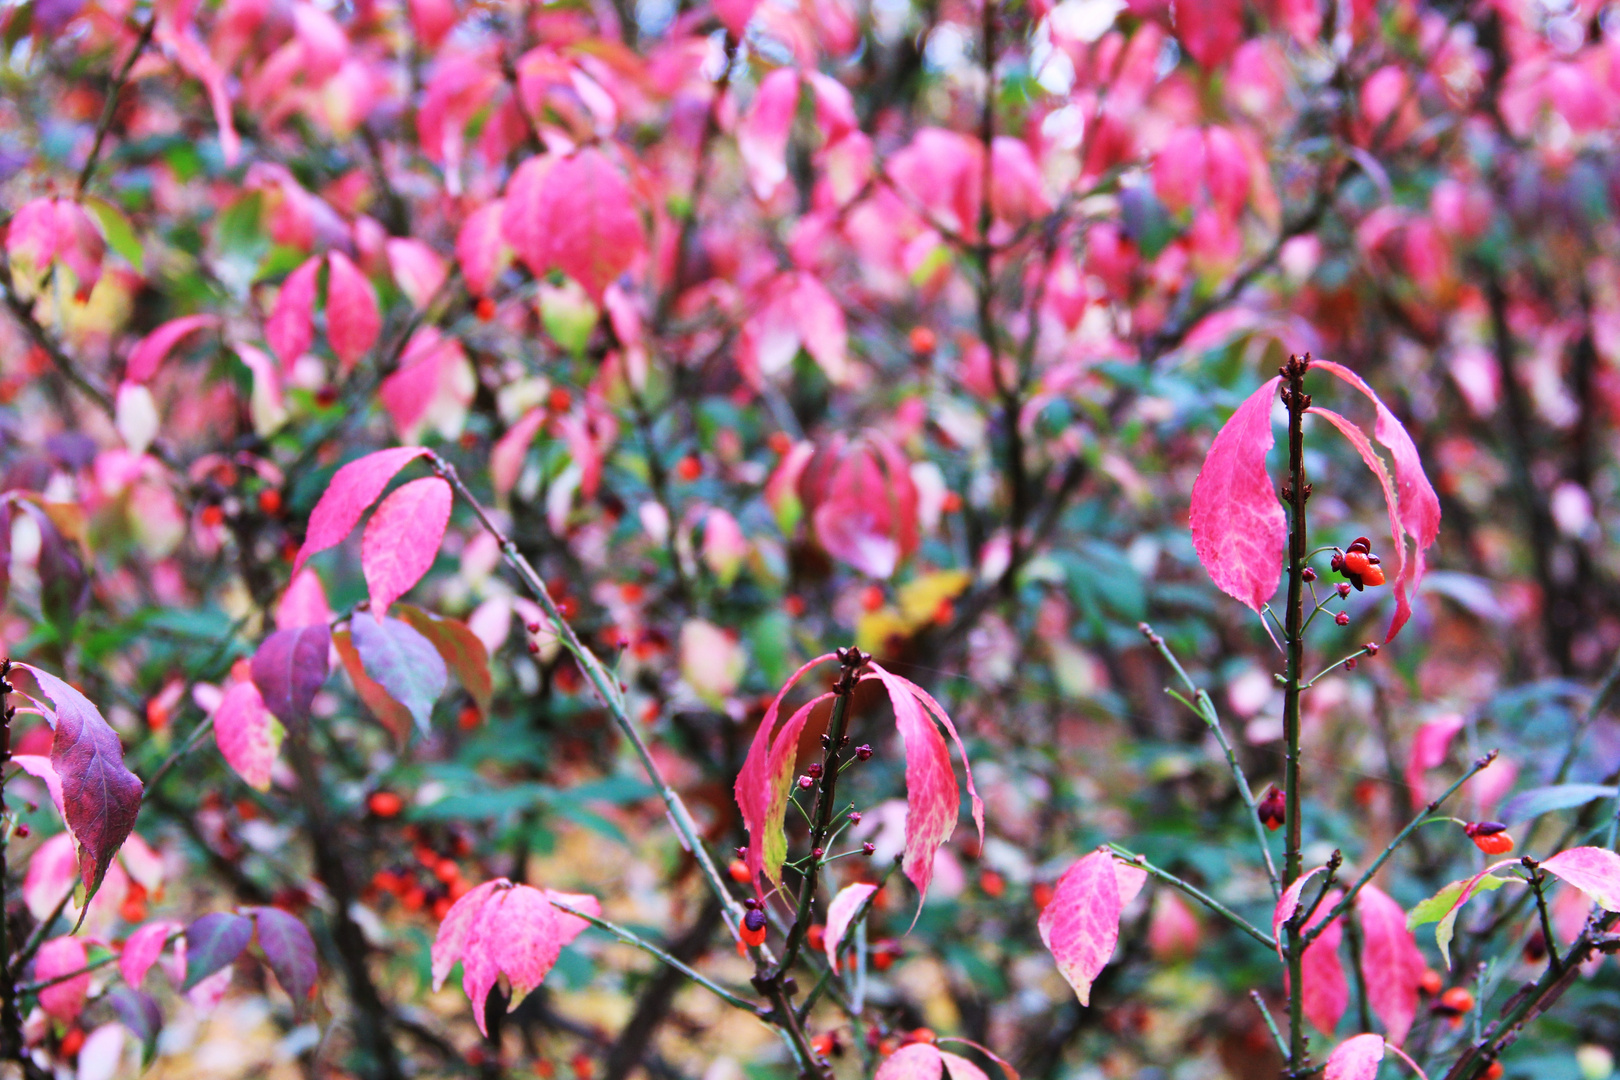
[368,791,405,817]
[1437,986,1474,1015]
[59,1027,85,1059]
[740,908,767,947]
[475,296,497,321]
[727,859,751,884]
[257,488,283,515]
[908,327,937,354]
[200,505,225,528]
[548,387,573,413]
[676,455,702,481]
[1419,968,1443,996]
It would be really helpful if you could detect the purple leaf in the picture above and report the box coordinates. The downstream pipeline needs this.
[351,611,447,734]
[250,624,332,729]
[16,664,143,912]
[106,986,163,1065]
[396,604,494,716]
[249,906,318,1011]
[183,912,253,990]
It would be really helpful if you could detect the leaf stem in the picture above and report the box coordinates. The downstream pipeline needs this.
[549,902,756,1012]
[1105,846,1275,949]
[1250,990,1289,1060]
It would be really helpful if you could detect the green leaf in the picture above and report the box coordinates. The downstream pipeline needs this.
[1499,784,1618,826]
[1409,873,1513,968]
[84,197,143,268]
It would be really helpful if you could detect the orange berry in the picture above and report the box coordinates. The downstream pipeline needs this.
[571,1052,593,1080]
[740,909,767,947]
[1362,564,1386,586]
[434,859,461,884]
[871,950,893,972]
[475,296,497,321]
[449,877,472,900]
[120,881,148,924]
[372,870,401,894]
[1483,1063,1503,1080]
[1419,967,1443,996]
[902,1028,936,1045]
[676,455,702,481]
[368,791,405,817]
[1438,986,1474,1015]
[200,505,225,528]
[401,887,426,912]
[257,488,283,515]
[784,594,806,618]
[806,924,825,953]
[941,491,962,513]
[979,870,1006,898]
[431,896,453,920]
[1343,550,1371,576]
[767,431,793,455]
[908,326,937,354]
[1473,831,1514,855]
[59,1027,85,1059]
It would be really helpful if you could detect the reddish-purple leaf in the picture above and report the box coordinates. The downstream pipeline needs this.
[458,199,509,298]
[293,446,429,573]
[351,611,448,734]
[333,629,415,743]
[211,679,281,791]
[12,754,64,820]
[361,475,452,615]
[876,1043,945,1080]
[36,936,89,1022]
[1310,360,1441,641]
[536,149,645,300]
[183,912,253,990]
[1324,1034,1385,1080]
[1272,865,1326,958]
[1357,885,1424,1045]
[125,315,217,383]
[248,906,318,1010]
[266,256,320,367]
[1188,376,1286,613]
[17,664,144,910]
[107,986,164,1065]
[739,68,800,201]
[1541,847,1620,912]
[397,605,494,716]
[326,251,381,369]
[250,623,332,729]
[1038,849,1123,1006]
[1302,892,1348,1035]
[120,920,182,989]
[734,654,838,889]
[825,882,878,973]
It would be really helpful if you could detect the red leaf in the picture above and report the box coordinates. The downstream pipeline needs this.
[125,315,217,383]
[870,665,960,919]
[267,256,321,367]
[541,149,645,300]
[1302,891,1348,1035]
[457,199,509,298]
[251,624,332,729]
[361,475,453,615]
[18,664,144,911]
[211,679,281,791]
[293,446,429,573]
[734,654,838,889]
[739,68,800,201]
[1175,0,1243,68]
[1038,849,1121,1006]
[757,692,835,888]
[326,251,381,369]
[1541,847,1620,912]
[36,936,89,1022]
[1357,885,1424,1045]
[432,879,503,991]
[876,1044,944,1080]
[824,882,878,972]
[1309,360,1441,641]
[1189,376,1285,613]
[1324,1034,1385,1080]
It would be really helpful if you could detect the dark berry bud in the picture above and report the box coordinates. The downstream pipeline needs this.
[782,976,799,996]
[1337,582,1352,597]
[526,622,541,633]
[14,824,28,839]
[848,811,862,824]
[1349,536,1371,553]
[812,847,824,859]
[797,775,815,790]
[528,641,541,654]
[1301,567,1317,582]
[744,909,767,933]
[1330,553,1345,573]
[1335,612,1350,626]
[854,744,873,761]
[1364,642,1379,656]
[862,842,876,856]
[1257,787,1286,831]
[736,846,748,859]
[1344,657,1358,670]
[743,897,760,909]
[807,763,823,779]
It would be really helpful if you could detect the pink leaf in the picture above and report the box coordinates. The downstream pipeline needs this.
[1405,714,1466,810]
[212,679,281,791]
[125,315,217,383]
[326,251,381,369]
[1358,885,1424,1045]
[1324,1034,1386,1080]
[1302,891,1348,1035]
[824,882,878,972]
[462,893,507,1035]
[431,879,503,991]
[1310,360,1441,641]
[502,156,557,280]
[458,200,509,298]
[1541,847,1620,912]
[491,407,548,498]
[377,329,469,439]
[486,884,563,1010]
[1038,849,1122,1006]
[121,920,183,989]
[544,890,600,944]
[938,1051,992,1080]
[360,476,453,616]
[1189,377,1286,613]
[806,72,856,143]
[1272,866,1327,958]
[408,0,459,49]
[872,666,961,919]
[739,68,800,201]
[293,446,430,573]
[36,936,89,1022]
[757,692,836,886]
[876,1043,945,1080]
[1175,0,1243,68]
[734,655,838,889]
[886,673,984,848]
[18,665,144,909]
[713,0,758,37]
[53,201,104,298]
[22,834,77,921]
[790,274,850,384]
[5,197,58,278]
[267,256,321,367]
[386,238,448,309]
[11,754,64,820]
[276,568,332,630]
[542,149,645,300]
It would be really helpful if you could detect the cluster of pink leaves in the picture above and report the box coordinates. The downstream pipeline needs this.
[733,655,982,919]
[767,432,921,579]
[1188,360,1442,641]
[431,880,600,1036]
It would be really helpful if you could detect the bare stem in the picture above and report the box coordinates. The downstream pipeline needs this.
[549,902,756,1012]
[1280,354,1310,1075]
